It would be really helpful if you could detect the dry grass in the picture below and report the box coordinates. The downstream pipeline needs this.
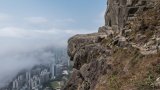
[101,46,160,90]
[95,1,160,90]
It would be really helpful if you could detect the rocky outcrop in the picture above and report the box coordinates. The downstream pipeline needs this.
[64,0,160,90]
[105,0,155,32]
[64,33,112,90]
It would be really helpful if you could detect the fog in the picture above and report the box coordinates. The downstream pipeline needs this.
[0,0,105,88]
[0,36,56,87]
[0,26,96,88]
[0,28,63,87]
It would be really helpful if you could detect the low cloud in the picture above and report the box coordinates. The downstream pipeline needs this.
[0,44,55,87]
[0,26,96,88]
[0,26,95,39]
[0,11,97,88]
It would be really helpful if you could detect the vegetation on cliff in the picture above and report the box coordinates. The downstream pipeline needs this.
[64,0,160,90]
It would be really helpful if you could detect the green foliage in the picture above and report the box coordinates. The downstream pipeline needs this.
[108,75,121,90]
[136,72,156,90]
[51,81,61,89]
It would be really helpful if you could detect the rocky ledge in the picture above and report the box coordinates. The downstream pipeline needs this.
[64,0,160,90]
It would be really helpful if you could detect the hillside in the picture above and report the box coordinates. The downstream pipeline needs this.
[64,0,160,90]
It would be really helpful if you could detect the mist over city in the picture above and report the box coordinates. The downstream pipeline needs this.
[0,0,105,90]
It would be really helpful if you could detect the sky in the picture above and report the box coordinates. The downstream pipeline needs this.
[0,0,106,32]
[0,0,106,88]
[0,0,107,46]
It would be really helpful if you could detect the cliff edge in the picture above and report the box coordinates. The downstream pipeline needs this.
[64,0,160,90]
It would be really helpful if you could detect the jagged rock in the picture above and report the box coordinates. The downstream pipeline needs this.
[98,26,114,36]
[105,0,154,32]
[64,0,160,90]
[68,33,107,61]
[63,69,83,90]
[69,35,110,70]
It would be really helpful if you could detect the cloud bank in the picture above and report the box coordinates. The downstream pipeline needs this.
[0,14,96,88]
[0,0,106,87]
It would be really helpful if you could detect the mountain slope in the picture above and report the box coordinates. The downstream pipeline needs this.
[64,0,160,90]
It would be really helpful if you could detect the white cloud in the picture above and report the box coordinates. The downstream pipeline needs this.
[0,27,97,57]
[25,17,48,24]
[0,27,94,38]
[0,43,55,87]
[0,27,27,38]
[0,14,96,88]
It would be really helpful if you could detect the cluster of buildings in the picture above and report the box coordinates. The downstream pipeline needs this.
[0,63,70,90]
[0,65,51,90]
[0,48,71,90]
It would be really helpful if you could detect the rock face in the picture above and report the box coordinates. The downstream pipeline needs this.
[64,0,160,90]
[105,0,156,32]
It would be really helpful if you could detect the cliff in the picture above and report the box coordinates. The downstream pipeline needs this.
[64,0,160,90]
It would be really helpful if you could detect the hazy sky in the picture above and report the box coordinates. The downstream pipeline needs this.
[0,0,106,32]
[0,0,106,88]
[0,0,107,46]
